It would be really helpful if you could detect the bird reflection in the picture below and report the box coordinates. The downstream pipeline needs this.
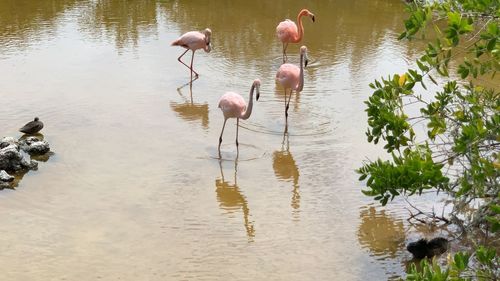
[18,132,44,142]
[357,206,406,259]
[215,159,255,240]
[272,129,300,217]
[170,83,209,129]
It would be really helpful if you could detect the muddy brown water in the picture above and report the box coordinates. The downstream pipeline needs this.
[0,0,450,280]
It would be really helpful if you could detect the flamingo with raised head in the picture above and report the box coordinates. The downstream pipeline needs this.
[276,9,315,62]
[217,79,261,154]
[171,28,212,81]
[276,46,308,119]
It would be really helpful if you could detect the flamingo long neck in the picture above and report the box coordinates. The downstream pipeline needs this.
[293,10,306,43]
[297,52,305,92]
[240,84,256,120]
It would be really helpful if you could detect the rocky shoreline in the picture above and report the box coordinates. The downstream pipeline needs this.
[0,136,50,189]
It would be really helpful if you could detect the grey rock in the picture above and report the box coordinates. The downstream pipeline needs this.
[0,136,42,172]
[0,137,18,149]
[0,135,50,190]
[0,143,24,171]
[21,158,38,170]
[20,137,50,155]
[0,170,14,182]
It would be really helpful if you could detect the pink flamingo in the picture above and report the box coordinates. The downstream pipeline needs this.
[276,9,315,62]
[217,79,261,154]
[276,46,308,119]
[171,28,212,81]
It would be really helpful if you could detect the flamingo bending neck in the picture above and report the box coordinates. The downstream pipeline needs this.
[240,83,258,120]
[297,54,304,92]
[296,48,307,92]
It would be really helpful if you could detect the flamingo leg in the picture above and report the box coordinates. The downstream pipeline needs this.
[285,43,289,61]
[282,42,289,63]
[177,49,191,71]
[285,88,293,118]
[236,118,240,147]
[282,43,285,63]
[284,88,289,118]
[189,50,199,81]
[286,89,293,115]
[218,118,228,157]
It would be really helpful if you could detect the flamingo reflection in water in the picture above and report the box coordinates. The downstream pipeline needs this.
[215,160,255,240]
[170,84,209,129]
[273,129,301,218]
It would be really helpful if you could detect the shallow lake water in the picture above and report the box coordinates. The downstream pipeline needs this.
[0,0,445,280]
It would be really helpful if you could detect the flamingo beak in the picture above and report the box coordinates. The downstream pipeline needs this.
[311,15,315,22]
[256,87,260,101]
[305,53,309,68]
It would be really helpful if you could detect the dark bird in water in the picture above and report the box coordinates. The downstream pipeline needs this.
[407,237,449,259]
[19,117,44,134]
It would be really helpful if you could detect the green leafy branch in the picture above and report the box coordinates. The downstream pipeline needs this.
[358,0,499,232]
[406,246,499,281]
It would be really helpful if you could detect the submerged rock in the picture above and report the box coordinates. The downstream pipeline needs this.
[0,170,14,189]
[20,136,50,155]
[407,237,449,259]
[0,170,14,182]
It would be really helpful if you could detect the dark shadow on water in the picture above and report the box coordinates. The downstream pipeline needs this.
[215,159,255,241]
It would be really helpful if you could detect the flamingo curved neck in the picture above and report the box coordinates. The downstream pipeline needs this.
[297,53,304,92]
[240,84,255,120]
[293,12,306,43]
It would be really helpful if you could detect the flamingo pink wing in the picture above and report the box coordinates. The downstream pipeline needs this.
[276,63,300,89]
[276,19,298,43]
[171,31,206,50]
[218,92,247,118]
